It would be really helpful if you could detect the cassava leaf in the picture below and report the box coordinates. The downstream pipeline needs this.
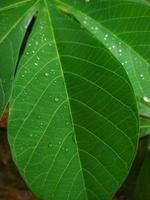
[57,0,150,104]
[0,0,37,116]
[7,1,139,200]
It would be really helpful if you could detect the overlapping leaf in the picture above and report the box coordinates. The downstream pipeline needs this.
[57,0,150,104]
[0,0,37,116]
[4,1,139,200]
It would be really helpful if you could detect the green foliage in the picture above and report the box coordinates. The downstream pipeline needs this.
[0,0,150,200]
[0,0,37,115]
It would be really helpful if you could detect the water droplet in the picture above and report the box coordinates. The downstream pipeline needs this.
[58,141,61,145]
[54,97,59,102]
[28,43,31,46]
[34,62,38,66]
[37,56,40,60]
[66,121,70,126]
[83,20,87,25]
[95,26,98,30]
[22,74,25,78]
[112,45,115,49]
[48,143,52,148]
[143,96,150,103]
[65,148,68,152]
[32,50,35,54]
[35,41,39,45]
[85,0,90,2]
[45,72,49,77]
[118,49,122,53]
[40,122,43,127]
[30,133,33,137]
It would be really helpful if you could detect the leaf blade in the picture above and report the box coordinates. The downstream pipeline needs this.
[8,1,139,200]
[57,0,150,100]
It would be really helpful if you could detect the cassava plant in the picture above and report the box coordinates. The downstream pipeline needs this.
[0,0,150,199]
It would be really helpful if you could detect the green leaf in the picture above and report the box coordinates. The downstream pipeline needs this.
[138,99,150,138]
[133,150,150,200]
[140,118,150,138]
[57,0,150,102]
[8,1,138,200]
[0,0,37,116]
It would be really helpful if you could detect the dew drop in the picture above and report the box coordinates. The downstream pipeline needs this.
[66,121,70,126]
[22,74,25,78]
[48,143,52,148]
[83,20,87,25]
[95,26,98,30]
[34,62,38,66]
[143,96,150,103]
[35,41,39,45]
[54,97,59,102]
[118,49,122,53]
[58,141,61,145]
[65,148,68,152]
[85,0,90,2]
[45,72,49,77]
[37,56,40,60]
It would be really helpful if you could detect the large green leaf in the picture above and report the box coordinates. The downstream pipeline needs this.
[57,0,150,105]
[0,0,38,116]
[7,1,138,200]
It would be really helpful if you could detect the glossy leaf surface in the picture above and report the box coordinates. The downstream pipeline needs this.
[57,0,150,103]
[0,0,37,116]
[4,1,139,200]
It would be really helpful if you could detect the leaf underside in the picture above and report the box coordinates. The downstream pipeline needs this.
[0,0,140,200]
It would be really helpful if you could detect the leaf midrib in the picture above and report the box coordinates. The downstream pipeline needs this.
[0,0,33,12]
[43,0,89,199]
